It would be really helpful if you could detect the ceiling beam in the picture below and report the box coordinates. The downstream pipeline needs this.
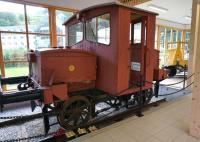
[118,0,151,6]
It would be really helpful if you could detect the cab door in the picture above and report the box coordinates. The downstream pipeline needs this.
[129,16,147,85]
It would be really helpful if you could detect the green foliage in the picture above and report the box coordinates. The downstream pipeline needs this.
[5,65,28,77]
[0,12,21,26]
[3,47,27,61]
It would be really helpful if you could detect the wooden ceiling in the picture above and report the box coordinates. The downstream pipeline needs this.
[118,0,151,6]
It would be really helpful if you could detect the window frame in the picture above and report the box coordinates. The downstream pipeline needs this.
[85,13,111,46]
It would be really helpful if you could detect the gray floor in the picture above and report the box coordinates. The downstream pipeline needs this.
[0,76,191,142]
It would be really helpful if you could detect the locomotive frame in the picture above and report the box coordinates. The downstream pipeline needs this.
[0,2,166,134]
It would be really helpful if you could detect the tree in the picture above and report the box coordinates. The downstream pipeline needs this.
[0,12,18,26]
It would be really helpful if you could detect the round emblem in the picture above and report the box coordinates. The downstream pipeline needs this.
[68,65,75,72]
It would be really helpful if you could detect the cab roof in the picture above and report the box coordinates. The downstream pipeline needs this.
[63,2,158,25]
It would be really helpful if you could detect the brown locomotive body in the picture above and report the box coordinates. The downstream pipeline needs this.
[0,2,167,132]
[28,49,97,104]
[28,2,165,104]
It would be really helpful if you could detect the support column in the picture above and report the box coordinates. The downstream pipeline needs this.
[190,0,200,138]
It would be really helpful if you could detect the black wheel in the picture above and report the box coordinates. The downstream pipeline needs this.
[176,65,185,73]
[17,83,30,91]
[164,65,177,77]
[57,96,91,129]
[142,89,153,105]
[134,89,153,105]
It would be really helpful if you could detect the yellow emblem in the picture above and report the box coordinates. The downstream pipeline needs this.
[68,65,75,72]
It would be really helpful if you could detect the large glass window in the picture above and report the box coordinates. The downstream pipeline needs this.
[159,27,165,51]
[86,13,110,45]
[159,27,166,67]
[178,31,182,42]
[56,10,73,35]
[0,0,75,83]
[68,23,83,46]
[184,31,190,60]
[56,10,73,47]
[185,32,190,42]
[0,1,25,32]
[1,33,28,77]
[157,25,191,67]
[172,30,177,48]
[29,34,50,49]
[26,5,50,50]
[27,6,49,33]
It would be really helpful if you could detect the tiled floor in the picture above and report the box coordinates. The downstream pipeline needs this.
[71,95,200,142]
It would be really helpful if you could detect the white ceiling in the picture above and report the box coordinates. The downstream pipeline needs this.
[25,0,192,25]
[135,0,192,25]
[24,0,114,10]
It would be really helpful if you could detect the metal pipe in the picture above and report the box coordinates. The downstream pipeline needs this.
[0,89,43,105]
[1,76,28,85]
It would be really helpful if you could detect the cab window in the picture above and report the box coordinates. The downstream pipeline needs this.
[133,22,142,44]
[86,13,110,45]
[68,22,83,46]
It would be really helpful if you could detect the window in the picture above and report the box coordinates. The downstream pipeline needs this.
[86,18,97,42]
[159,27,166,67]
[178,31,182,42]
[29,35,50,49]
[0,0,75,83]
[172,30,177,48]
[27,6,49,33]
[56,10,73,35]
[184,31,190,60]
[133,22,142,44]
[97,14,110,45]
[26,5,50,50]
[2,33,28,77]
[86,13,110,45]
[0,1,25,32]
[56,10,73,47]
[185,32,190,42]
[68,23,83,46]
[166,29,172,43]
[159,27,165,50]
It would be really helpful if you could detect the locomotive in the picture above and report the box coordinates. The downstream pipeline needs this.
[0,2,166,133]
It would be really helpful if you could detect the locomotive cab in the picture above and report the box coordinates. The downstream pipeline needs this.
[0,2,167,133]
[64,2,166,96]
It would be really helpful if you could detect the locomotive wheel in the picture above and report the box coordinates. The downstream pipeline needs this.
[135,89,153,105]
[142,89,153,105]
[58,96,91,129]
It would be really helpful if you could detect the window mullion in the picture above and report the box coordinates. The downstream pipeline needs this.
[24,4,30,50]
[49,7,57,47]
[0,33,5,78]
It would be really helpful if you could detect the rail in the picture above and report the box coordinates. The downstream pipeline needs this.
[145,72,194,97]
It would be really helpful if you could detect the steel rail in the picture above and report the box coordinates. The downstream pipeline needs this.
[39,98,166,142]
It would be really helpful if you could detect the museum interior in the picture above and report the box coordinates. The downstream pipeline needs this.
[0,0,200,142]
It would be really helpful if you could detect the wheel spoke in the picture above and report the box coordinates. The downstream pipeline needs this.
[76,101,82,108]
[58,96,91,129]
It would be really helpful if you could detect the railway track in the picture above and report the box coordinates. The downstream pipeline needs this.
[39,98,166,142]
